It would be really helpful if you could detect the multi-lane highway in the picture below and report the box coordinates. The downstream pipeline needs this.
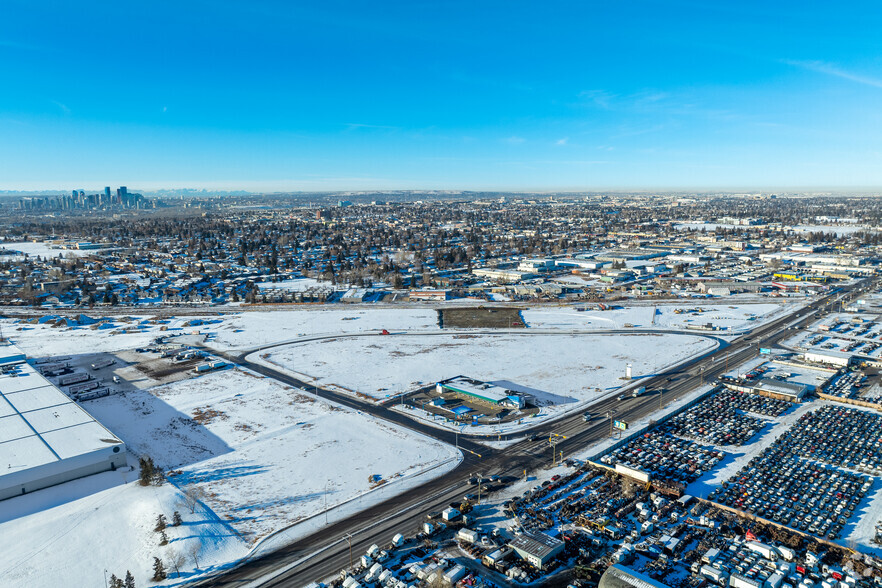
[195,281,869,587]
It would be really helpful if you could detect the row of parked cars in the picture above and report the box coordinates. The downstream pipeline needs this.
[661,391,767,447]
[711,450,869,540]
[601,430,726,484]
[823,370,869,401]
[710,405,877,540]
[782,406,882,475]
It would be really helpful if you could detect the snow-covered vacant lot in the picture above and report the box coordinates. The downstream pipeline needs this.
[86,368,459,544]
[263,332,719,409]
[523,302,792,334]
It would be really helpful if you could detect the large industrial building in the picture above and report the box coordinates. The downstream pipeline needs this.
[0,343,126,501]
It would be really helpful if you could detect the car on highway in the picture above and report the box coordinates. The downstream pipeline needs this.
[617,394,626,401]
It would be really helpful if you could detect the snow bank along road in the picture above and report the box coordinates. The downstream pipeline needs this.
[195,281,871,587]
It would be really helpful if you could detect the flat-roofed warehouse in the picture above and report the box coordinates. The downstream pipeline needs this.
[0,343,126,501]
[436,376,526,409]
[507,531,564,570]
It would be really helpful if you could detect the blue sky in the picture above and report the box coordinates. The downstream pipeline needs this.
[2,1,882,191]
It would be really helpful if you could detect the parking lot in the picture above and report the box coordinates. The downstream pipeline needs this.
[708,405,879,540]
[601,430,726,485]
[794,314,882,359]
[660,390,776,447]
[822,368,882,404]
[784,406,882,475]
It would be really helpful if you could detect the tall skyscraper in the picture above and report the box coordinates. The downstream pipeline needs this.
[104,186,111,199]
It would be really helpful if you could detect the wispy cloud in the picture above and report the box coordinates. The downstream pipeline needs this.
[499,159,611,166]
[579,89,615,109]
[504,136,526,145]
[0,38,42,51]
[577,89,671,111]
[782,59,882,89]
[344,122,399,131]
[555,137,569,146]
[51,100,70,115]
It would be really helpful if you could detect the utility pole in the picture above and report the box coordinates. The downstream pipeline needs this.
[474,472,483,504]
[658,387,663,413]
[344,533,354,571]
[606,409,617,437]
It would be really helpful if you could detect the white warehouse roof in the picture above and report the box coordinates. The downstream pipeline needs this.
[0,343,126,500]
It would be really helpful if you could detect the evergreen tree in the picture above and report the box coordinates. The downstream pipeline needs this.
[152,557,167,582]
[109,574,124,588]
[172,511,183,526]
[124,570,135,588]
[155,513,167,532]
[159,529,169,546]
[138,456,154,487]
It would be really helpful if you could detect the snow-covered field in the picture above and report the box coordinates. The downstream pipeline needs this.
[0,241,98,258]
[207,307,439,350]
[86,368,460,544]
[263,331,718,410]
[255,277,322,292]
[5,315,216,356]
[523,303,789,334]
[0,466,247,587]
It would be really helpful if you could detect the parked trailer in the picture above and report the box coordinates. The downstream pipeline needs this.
[59,372,90,386]
[77,388,111,401]
[90,358,116,370]
[35,356,71,364]
[68,381,100,394]
[194,360,230,374]
[39,362,70,374]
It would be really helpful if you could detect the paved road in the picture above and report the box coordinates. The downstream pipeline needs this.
[194,281,871,587]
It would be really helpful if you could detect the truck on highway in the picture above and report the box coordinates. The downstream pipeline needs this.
[631,386,647,398]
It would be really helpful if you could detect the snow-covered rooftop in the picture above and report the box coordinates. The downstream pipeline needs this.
[0,344,124,479]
